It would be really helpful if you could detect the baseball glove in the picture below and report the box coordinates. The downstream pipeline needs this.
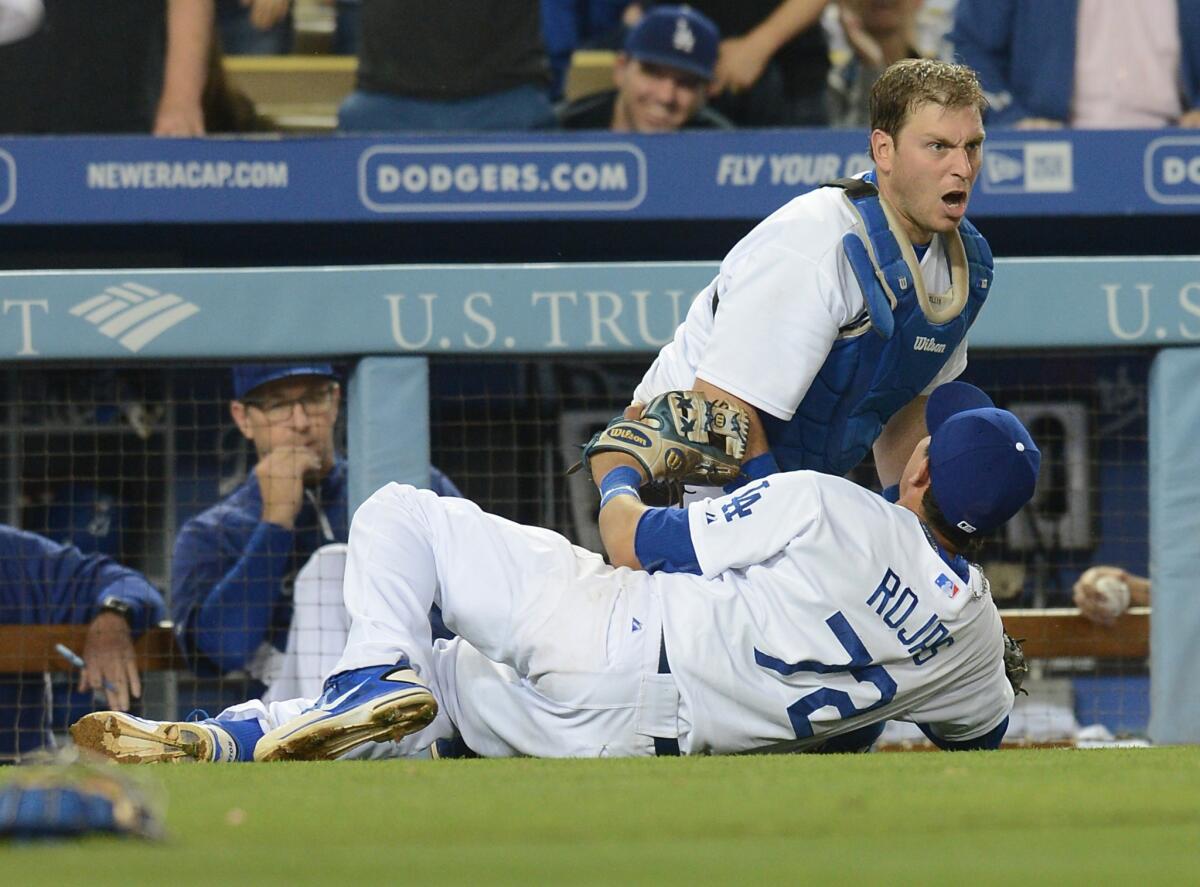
[1002,632,1029,697]
[0,749,164,841]
[570,390,750,488]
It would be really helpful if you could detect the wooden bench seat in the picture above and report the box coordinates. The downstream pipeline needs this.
[0,609,1148,674]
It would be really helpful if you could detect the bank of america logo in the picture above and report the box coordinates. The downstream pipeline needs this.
[70,282,200,352]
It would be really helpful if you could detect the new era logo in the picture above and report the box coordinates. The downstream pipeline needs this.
[70,282,200,352]
[985,151,1022,184]
[983,142,1074,193]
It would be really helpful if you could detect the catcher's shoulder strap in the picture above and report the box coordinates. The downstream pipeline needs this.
[825,176,878,200]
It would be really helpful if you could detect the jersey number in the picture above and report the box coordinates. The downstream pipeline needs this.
[755,611,897,739]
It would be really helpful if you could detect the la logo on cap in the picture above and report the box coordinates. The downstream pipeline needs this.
[673,17,695,53]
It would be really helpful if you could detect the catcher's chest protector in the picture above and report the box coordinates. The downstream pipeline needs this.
[760,175,993,476]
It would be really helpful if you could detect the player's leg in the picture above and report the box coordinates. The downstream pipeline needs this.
[333,483,628,677]
[69,710,266,764]
[256,483,652,761]
[437,638,667,758]
[70,643,460,764]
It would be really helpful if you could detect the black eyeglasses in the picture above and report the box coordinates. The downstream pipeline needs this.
[243,385,336,422]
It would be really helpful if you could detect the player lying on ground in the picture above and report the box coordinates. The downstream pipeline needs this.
[72,384,1038,762]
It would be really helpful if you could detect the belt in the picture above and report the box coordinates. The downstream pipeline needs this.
[654,631,680,757]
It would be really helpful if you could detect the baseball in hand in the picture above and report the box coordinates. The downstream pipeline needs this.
[1092,575,1131,620]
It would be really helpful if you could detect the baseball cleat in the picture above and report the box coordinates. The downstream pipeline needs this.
[254,662,437,762]
[70,712,244,763]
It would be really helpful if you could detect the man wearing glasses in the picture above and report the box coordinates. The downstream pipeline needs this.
[171,364,461,714]
[170,364,350,712]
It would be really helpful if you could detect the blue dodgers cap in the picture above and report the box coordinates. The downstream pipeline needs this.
[625,5,720,81]
[232,363,335,400]
[926,382,1041,535]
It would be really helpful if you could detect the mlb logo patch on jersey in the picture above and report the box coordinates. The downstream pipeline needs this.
[935,573,961,599]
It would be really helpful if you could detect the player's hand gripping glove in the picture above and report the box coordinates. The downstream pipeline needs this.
[1002,632,1029,697]
[570,390,750,488]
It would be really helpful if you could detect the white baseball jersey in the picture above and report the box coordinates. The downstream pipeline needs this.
[633,181,967,419]
[236,484,1009,759]
[655,471,1012,754]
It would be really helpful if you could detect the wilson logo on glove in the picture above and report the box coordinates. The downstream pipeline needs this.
[665,448,685,472]
[609,427,652,447]
[568,390,750,494]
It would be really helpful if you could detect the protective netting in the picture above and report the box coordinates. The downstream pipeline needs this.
[0,351,1151,758]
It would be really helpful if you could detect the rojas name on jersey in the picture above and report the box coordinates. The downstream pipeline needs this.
[867,568,955,665]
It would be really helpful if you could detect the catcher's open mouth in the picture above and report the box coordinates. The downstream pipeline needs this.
[942,190,967,208]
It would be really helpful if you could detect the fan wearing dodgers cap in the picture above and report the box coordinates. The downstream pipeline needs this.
[75,381,1038,762]
[558,5,733,132]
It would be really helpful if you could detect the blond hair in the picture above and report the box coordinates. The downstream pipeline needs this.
[869,59,987,159]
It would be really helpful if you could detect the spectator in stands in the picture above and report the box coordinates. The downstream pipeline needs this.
[558,5,732,132]
[0,0,213,136]
[336,0,554,132]
[654,0,833,127]
[171,364,461,708]
[542,0,639,100]
[1072,566,1151,626]
[216,0,292,55]
[949,0,1200,129]
[0,524,165,759]
[827,0,925,128]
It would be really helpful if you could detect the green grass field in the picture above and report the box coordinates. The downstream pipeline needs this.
[3,747,1198,885]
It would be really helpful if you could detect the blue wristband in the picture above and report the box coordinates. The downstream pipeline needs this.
[599,465,643,509]
[741,451,779,480]
[724,451,780,492]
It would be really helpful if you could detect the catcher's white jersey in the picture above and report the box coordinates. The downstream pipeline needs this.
[655,471,1012,754]
[633,181,967,418]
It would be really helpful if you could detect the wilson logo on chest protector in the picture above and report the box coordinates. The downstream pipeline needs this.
[913,336,946,353]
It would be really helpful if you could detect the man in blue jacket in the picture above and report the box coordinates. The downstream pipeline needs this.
[171,363,460,708]
[950,0,1200,128]
[0,525,164,759]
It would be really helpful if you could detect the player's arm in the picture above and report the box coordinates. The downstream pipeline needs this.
[874,332,969,491]
[592,450,820,576]
[691,379,772,461]
[590,446,724,574]
[691,378,782,483]
[872,395,928,490]
[592,452,652,570]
